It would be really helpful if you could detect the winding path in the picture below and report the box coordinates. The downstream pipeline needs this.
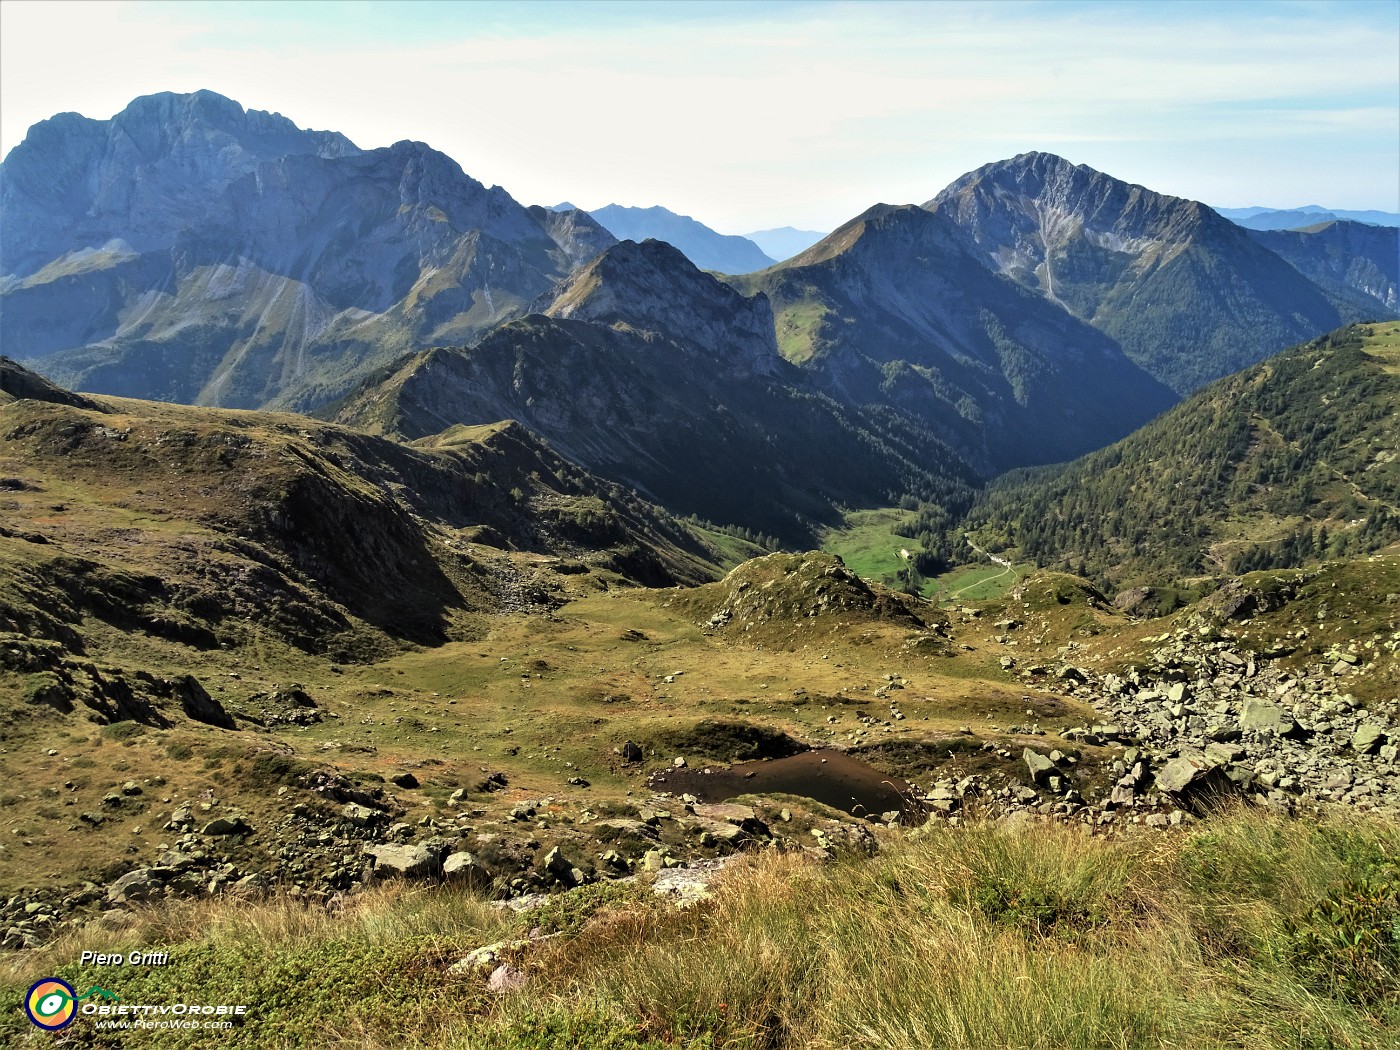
[945,535,1014,599]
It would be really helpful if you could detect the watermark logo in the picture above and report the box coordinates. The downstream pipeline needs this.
[24,979,119,1031]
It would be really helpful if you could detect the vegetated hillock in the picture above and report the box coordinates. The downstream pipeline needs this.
[329,239,978,545]
[639,718,807,764]
[928,152,1388,394]
[963,322,1400,592]
[0,359,722,680]
[671,551,943,645]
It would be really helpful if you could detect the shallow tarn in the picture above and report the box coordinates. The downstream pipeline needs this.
[649,748,926,821]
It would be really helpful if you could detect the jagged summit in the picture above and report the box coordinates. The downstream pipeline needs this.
[111,89,358,155]
[930,152,1226,272]
[2,90,358,275]
[781,203,969,271]
[733,198,1174,473]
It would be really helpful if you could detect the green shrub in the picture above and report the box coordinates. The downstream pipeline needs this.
[99,720,146,741]
[1287,867,1400,1007]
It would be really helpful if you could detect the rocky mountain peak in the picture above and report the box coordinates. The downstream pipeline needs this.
[364,138,536,241]
[926,151,1222,262]
[1,89,361,276]
[525,205,619,269]
[545,239,781,373]
[923,153,1353,393]
[787,203,967,270]
[110,89,359,160]
[1,89,619,410]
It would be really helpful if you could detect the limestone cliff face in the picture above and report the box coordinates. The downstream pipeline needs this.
[0,91,616,410]
[928,152,1364,393]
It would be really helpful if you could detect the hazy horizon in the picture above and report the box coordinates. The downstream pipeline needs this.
[2,0,1397,234]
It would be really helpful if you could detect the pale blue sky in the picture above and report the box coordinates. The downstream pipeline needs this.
[2,0,1396,232]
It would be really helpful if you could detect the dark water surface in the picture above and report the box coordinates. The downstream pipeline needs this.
[649,748,925,822]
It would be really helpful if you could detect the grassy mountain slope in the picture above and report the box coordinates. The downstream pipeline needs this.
[963,322,1400,590]
[6,807,1392,1049]
[2,358,1397,1047]
[732,204,1176,474]
[3,538,1398,1046]
[0,356,721,668]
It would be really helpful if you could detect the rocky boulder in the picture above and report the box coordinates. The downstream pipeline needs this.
[1155,754,1239,813]
[442,852,492,888]
[107,868,161,904]
[364,843,439,880]
[173,675,236,729]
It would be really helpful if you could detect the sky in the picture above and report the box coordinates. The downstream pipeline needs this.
[1,0,1396,234]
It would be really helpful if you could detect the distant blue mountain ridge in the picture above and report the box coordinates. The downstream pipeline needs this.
[546,204,827,267]
[1216,205,1400,230]
[584,204,776,274]
[743,226,828,261]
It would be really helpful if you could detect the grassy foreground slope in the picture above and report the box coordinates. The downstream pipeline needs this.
[3,358,1399,1048]
[965,322,1400,591]
[3,807,1396,1049]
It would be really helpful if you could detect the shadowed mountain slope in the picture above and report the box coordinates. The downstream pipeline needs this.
[732,203,1176,474]
[1246,220,1398,316]
[329,239,978,544]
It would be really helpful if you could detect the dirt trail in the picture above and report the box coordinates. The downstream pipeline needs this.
[945,535,1014,599]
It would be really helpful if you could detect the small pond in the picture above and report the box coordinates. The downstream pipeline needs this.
[649,748,926,822]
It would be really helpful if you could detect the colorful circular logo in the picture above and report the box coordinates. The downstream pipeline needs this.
[25,978,77,1031]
